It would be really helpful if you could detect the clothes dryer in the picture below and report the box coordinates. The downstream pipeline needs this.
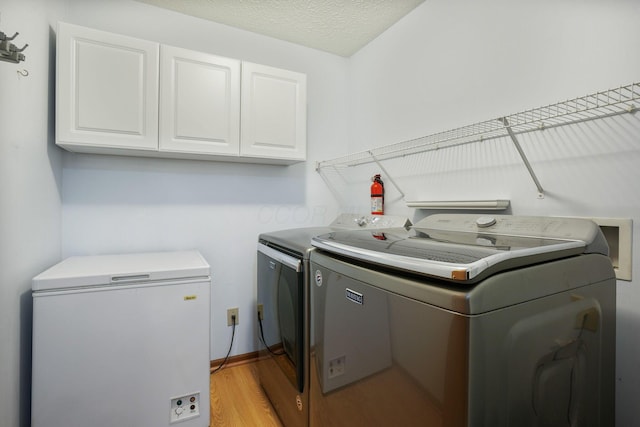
[310,214,616,427]
[256,214,411,427]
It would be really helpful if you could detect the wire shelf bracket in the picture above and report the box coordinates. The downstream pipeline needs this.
[499,117,545,198]
[369,151,406,199]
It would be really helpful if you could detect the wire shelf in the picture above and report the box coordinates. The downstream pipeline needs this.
[316,82,639,170]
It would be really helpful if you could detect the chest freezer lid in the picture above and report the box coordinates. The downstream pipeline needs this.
[32,250,210,292]
[311,214,608,282]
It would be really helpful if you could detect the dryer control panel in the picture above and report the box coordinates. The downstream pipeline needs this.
[330,213,411,230]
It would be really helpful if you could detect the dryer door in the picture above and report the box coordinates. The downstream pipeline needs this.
[257,243,304,392]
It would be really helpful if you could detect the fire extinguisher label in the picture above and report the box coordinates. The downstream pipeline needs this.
[371,197,383,214]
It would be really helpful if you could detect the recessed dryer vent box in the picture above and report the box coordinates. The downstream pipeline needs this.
[587,217,633,281]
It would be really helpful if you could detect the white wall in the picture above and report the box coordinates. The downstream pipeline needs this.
[0,1,65,426]
[346,0,640,425]
[58,0,348,360]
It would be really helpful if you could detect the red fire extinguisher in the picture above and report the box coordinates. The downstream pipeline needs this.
[371,174,384,215]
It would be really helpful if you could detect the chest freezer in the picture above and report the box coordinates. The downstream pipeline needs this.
[31,251,211,427]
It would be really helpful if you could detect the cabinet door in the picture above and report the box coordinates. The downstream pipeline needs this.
[240,62,307,162]
[56,22,159,151]
[159,46,240,156]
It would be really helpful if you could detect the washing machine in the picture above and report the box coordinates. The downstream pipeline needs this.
[309,214,616,427]
[256,214,411,427]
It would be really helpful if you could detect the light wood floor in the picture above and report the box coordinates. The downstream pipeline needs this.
[210,361,283,427]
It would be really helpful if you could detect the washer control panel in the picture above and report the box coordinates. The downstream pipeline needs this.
[413,213,609,255]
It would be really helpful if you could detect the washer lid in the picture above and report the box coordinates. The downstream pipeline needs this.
[32,251,210,292]
[311,214,607,282]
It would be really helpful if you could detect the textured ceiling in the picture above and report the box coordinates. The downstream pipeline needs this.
[135,0,425,57]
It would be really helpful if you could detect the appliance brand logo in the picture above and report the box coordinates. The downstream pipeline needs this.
[345,288,363,305]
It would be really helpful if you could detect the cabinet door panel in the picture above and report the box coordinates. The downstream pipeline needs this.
[160,46,240,155]
[57,23,159,150]
[241,62,306,161]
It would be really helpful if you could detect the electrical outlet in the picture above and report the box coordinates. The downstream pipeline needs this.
[257,304,264,321]
[227,308,239,326]
[328,355,346,379]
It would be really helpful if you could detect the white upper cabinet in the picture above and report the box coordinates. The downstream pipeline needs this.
[56,22,306,164]
[56,23,159,152]
[241,62,307,162]
[159,46,240,156]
